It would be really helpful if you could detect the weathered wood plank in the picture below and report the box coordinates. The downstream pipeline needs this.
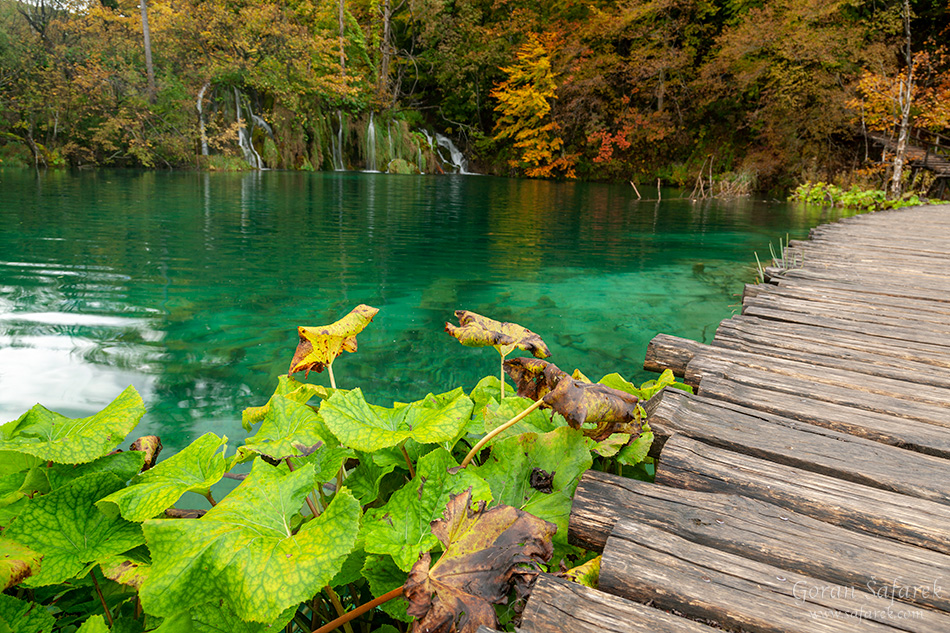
[697,375,950,458]
[762,280,950,318]
[686,357,950,429]
[600,520,950,632]
[770,273,950,305]
[769,268,950,297]
[684,349,950,408]
[648,390,950,504]
[644,333,706,375]
[520,575,719,633]
[742,304,950,349]
[717,316,950,369]
[711,325,950,389]
[744,294,950,332]
[569,471,950,613]
[655,435,950,552]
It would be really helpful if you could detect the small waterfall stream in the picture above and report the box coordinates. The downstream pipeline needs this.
[234,88,263,169]
[434,133,469,174]
[196,83,209,157]
[332,110,345,171]
[366,112,378,171]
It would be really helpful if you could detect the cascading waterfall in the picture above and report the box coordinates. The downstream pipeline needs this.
[234,88,263,169]
[332,110,345,171]
[366,112,377,171]
[387,121,395,164]
[196,82,209,156]
[434,133,469,174]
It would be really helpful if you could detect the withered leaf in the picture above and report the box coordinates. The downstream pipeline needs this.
[445,311,550,358]
[541,378,641,442]
[503,358,567,400]
[404,489,556,633]
[129,436,162,471]
[289,304,379,376]
[529,468,554,494]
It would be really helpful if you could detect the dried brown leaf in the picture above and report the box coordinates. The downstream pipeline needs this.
[541,378,641,441]
[445,311,550,358]
[503,357,567,400]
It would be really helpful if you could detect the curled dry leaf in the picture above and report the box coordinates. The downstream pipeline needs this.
[289,304,379,376]
[541,377,641,442]
[503,357,567,400]
[404,489,556,633]
[445,311,551,358]
[129,436,162,470]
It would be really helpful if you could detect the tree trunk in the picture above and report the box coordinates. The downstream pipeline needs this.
[140,0,157,102]
[338,0,346,78]
[378,0,392,99]
[889,0,913,198]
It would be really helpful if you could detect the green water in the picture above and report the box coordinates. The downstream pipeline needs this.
[0,169,856,452]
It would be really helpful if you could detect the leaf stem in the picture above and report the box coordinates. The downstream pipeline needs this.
[90,569,114,627]
[328,362,337,390]
[498,349,511,399]
[460,397,545,468]
[399,442,416,478]
[323,586,355,633]
[203,491,217,507]
[314,586,404,633]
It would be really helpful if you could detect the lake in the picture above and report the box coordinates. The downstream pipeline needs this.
[0,169,858,452]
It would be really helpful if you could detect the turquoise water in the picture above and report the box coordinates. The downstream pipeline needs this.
[0,169,856,452]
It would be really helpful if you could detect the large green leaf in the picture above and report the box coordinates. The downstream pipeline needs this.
[151,603,296,633]
[0,451,40,476]
[481,396,564,441]
[76,615,110,633]
[362,554,412,622]
[4,472,144,586]
[140,460,360,622]
[344,452,398,505]
[445,310,551,358]
[242,375,329,431]
[472,427,591,545]
[97,433,228,522]
[243,396,336,461]
[0,537,42,590]
[47,450,146,490]
[0,593,55,633]
[321,388,474,452]
[361,448,491,571]
[0,386,145,464]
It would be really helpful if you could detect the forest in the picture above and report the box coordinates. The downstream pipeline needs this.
[1,0,949,190]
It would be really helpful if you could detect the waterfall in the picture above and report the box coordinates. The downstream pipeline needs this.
[417,146,424,174]
[366,112,377,171]
[332,110,345,171]
[434,133,469,174]
[387,121,395,163]
[234,88,263,169]
[197,82,209,156]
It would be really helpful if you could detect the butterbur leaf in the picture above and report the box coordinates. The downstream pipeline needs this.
[0,385,145,464]
[151,603,296,633]
[294,445,355,485]
[362,448,491,571]
[616,430,654,466]
[46,450,146,490]
[562,555,601,588]
[288,304,379,376]
[140,460,360,622]
[242,375,330,431]
[481,397,563,441]
[472,427,591,545]
[321,388,473,452]
[0,538,42,590]
[96,433,228,522]
[130,435,163,470]
[445,310,550,357]
[100,553,149,590]
[0,593,55,633]
[4,472,144,586]
[243,396,335,460]
[76,615,110,633]
[541,378,641,441]
[404,489,556,633]
[503,357,567,400]
[363,554,413,622]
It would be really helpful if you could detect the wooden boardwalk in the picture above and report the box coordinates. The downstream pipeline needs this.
[514,205,950,632]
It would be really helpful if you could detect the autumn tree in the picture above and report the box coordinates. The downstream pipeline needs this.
[490,34,574,178]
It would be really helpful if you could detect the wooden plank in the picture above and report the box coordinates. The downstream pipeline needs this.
[570,471,950,613]
[644,333,706,375]
[740,303,950,350]
[716,316,950,369]
[771,268,950,296]
[655,434,950,552]
[684,347,950,408]
[744,294,950,332]
[600,520,950,633]
[648,390,950,504]
[770,273,950,305]
[520,575,719,633]
[765,279,950,318]
[711,323,950,389]
[697,375,950,458]
[686,357,950,429]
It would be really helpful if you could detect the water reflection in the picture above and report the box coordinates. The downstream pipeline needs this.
[0,169,861,452]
